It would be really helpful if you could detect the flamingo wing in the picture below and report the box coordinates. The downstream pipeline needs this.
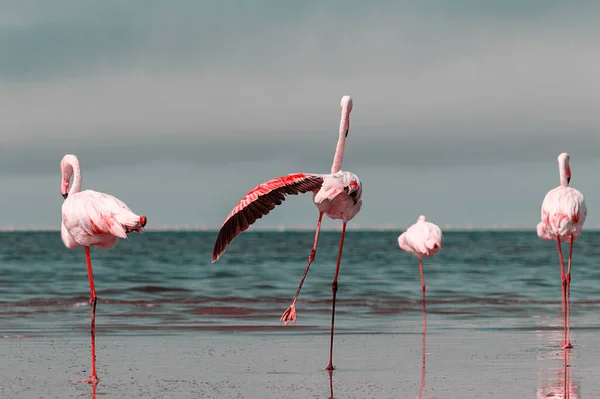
[62,190,145,242]
[212,173,324,262]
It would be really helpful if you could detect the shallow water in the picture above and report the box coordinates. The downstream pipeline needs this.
[2,231,599,398]
[2,231,600,336]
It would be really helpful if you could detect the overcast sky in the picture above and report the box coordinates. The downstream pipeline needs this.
[1,1,600,230]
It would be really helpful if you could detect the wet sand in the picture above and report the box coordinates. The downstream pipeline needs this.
[2,324,599,399]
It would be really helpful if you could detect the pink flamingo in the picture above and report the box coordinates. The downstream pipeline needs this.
[537,152,586,349]
[60,154,147,383]
[212,96,362,370]
[398,216,442,332]
[398,216,443,293]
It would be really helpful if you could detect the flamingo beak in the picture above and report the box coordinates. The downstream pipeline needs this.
[567,177,571,184]
[62,193,68,199]
[345,128,349,137]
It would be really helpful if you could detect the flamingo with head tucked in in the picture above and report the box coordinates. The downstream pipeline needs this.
[60,154,147,384]
[398,215,443,331]
[537,152,586,349]
[212,96,362,371]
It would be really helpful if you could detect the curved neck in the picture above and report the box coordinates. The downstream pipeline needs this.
[330,106,350,174]
[559,162,569,187]
[68,160,83,195]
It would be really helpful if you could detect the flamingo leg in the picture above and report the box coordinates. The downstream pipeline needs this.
[419,258,426,293]
[564,235,574,349]
[280,212,324,326]
[556,237,567,348]
[325,222,347,371]
[75,246,99,384]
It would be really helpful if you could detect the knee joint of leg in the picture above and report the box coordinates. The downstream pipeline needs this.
[332,281,338,291]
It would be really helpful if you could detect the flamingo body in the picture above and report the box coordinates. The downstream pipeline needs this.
[537,186,586,242]
[398,216,443,259]
[62,190,146,250]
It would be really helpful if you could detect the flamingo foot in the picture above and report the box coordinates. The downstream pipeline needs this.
[325,363,335,371]
[563,342,573,349]
[280,304,297,326]
[74,376,99,384]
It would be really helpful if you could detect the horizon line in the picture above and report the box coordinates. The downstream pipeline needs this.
[3,225,600,233]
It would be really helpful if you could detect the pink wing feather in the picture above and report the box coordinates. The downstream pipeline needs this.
[212,173,324,262]
[62,190,146,250]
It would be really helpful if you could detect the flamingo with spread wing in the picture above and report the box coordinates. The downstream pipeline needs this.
[212,96,362,371]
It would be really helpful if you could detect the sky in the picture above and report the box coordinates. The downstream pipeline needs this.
[1,1,600,230]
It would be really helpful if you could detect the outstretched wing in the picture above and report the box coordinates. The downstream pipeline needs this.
[212,173,324,262]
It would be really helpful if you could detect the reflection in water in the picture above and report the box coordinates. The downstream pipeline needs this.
[419,331,427,399]
[328,370,334,399]
[537,345,579,398]
[90,381,97,399]
[419,292,427,399]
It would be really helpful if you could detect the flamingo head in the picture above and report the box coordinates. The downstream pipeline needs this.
[340,95,353,137]
[558,152,571,184]
[60,154,79,199]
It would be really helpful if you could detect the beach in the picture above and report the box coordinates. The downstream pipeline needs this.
[3,319,599,398]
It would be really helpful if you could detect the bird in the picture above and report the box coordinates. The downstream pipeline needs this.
[537,152,586,349]
[60,154,147,384]
[398,216,443,293]
[212,95,362,371]
[398,215,443,331]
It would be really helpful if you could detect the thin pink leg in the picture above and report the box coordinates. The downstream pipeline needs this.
[556,237,567,349]
[325,222,347,371]
[419,258,426,293]
[75,246,99,384]
[280,212,324,326]
[564,235,574,349]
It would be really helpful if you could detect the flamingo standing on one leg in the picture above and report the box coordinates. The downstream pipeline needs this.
[212,95,362,371]
[537,152,586,349]
[398,216,443,331]
[60,154,147,383]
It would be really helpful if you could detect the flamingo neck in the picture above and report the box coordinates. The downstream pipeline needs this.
[330,106,350,174]
[68,160,83,195]
[330,135,346,174]
[559,163,569,187]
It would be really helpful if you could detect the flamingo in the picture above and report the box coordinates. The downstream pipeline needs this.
[212,95,362,370]
[398,216,443,331]
[60,154,147,383]
[537,152,586,349]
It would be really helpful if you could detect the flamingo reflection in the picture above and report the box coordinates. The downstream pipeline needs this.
[537,349,578,399]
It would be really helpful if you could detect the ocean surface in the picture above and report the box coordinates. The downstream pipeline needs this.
[2,230,600,337]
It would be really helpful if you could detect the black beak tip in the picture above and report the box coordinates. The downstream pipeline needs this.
[62,193,68,199]
[345,129,349,137]
[567,177,571,184]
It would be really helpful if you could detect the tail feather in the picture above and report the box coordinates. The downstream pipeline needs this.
[114,212,147,235]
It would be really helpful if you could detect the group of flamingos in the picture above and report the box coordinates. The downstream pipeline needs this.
[59,95,585,384]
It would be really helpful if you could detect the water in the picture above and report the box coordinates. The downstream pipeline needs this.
[1,230,600,337]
